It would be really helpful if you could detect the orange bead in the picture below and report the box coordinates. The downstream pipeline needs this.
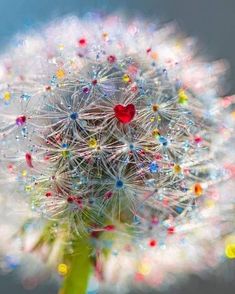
[152,104,159,112]
[193,183,203,197]
[150,52,158,60]
[56,69,65,79]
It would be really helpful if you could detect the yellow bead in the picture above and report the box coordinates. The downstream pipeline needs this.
[57,263,68,276]
[173,164,181,174]
[137,262,151,276]
[178,89,188,104]
[102,32,109,40]
[22,170,27,177]
[122,74,131,83]
[56,69,65,79]
[152,128,160,137]
[3,91,11,101]
[25,185,32,192]
[225,244,235,259]
[88,138,97,149]
[61,150,69,158]
[150,117,155,122]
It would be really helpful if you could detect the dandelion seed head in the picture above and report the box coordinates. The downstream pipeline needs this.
[0,14,235,289]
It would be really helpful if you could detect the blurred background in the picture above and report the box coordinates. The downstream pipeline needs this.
[0,0,235,293]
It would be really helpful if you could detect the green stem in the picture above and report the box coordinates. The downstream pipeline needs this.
[60,237,92,294]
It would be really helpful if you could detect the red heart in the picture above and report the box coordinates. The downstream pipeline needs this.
[114,104,136,124]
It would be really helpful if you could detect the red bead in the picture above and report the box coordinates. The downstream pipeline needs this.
[67,196,74,203]
[114,104,136,124]
[90,231,101,239]
[45,192,52,197]
[92,79,97,86]
[16,115,26,126]
[104,191,113,200]
[104,225,115,231]
[78,38,87,47]
[194,136,203,144]
[107,55,116,63]
[25,152,33,168]
[155,153,162,160]
[131,85,138,92]
[149,239,157,247]
[74,197,83,208]
[45,86,51,91]
[167,226,175,235]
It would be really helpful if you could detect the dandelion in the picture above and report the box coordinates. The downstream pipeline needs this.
[0,14,235,294]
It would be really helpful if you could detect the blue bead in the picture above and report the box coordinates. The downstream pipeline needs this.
[70,112,78,120]
[159,136,168,146]
[181,187,188,192]
[149,162,159,173]
[176,206,184,214]
[21,93,31,101]
[133,215,141,224]
[129,143,135,150]
[116,179,124,189]
[51,75,57,85]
